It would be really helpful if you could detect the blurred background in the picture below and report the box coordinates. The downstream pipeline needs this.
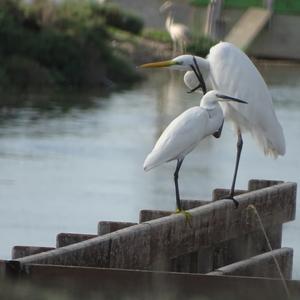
[0,0,299,282]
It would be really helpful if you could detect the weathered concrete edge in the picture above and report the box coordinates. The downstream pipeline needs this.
[14,182,296,268]
[207,247,293,278]
[1,261,300,300]
[11,246,55,260]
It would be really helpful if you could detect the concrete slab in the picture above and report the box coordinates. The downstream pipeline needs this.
[225,8,272,50]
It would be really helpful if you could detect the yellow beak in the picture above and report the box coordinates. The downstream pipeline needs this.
[139,60,176,68]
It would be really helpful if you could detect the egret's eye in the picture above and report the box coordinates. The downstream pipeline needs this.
[175,61,183,65]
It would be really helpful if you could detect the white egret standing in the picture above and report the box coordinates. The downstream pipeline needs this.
[140,42,286,206]
[160,1,191,55]
[144,90,247,211]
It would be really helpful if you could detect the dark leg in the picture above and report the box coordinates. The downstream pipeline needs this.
[174,159,184,211]
[229,131,243,208]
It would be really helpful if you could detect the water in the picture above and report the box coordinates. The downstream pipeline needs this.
[0,63,299,278]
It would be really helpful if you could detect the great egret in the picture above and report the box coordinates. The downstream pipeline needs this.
[140,42,286,206]
[160,1,191,55]
[144,90,247,211]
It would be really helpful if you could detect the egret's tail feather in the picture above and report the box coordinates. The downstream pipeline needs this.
[143,152,163,172]
[252,127,285,159]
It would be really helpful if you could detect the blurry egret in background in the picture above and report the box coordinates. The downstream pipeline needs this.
[140,42,285,205]
[143,91,247,211]
[160,1,191,55]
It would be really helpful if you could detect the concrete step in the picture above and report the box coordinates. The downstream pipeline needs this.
[207,247,293,279]
[225,8,272,50]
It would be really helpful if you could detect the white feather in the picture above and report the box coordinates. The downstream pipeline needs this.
[144,91,224,171]
[184,42,285,157]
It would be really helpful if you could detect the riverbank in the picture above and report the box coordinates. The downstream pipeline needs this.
[0,0,145,92]
[2,0,300,95]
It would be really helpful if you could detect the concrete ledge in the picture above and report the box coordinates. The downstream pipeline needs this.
[248,179,284,191]
[225,8,272,50]
[139,210,172,223]
[207,247,293,279]
[11,246,55,259]
[181,199,210,209]
[2,262,300,300]
[212,189,247,201]
[56,233,97,248]
[13,182,296,270]
[98,221,137,235]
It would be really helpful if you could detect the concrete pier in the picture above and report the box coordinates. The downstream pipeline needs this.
[1,179,298,300]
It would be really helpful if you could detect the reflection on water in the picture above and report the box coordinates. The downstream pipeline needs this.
[0,64,300,278]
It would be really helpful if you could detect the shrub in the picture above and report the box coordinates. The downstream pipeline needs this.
[92,3,144,35]
[142,28,172,43]
[0,0,141,90]
[3,55,54,89]
[187,36,216,57]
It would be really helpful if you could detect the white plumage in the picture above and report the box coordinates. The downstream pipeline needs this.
[184,42,285,157]
[160,1,190,54]
[144,102,222,171]
[165,15,190,54]
[143,90,247,210]
[140,41,285,204]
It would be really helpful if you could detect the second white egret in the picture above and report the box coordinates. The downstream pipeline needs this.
[144,90,247,211]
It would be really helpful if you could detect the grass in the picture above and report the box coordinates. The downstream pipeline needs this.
[187,36,216,57]
[142,28,172,43]
[191,0,300,14]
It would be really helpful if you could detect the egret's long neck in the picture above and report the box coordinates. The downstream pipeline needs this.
[200,98,217,110]
[194,56,210,84]
[166,15,173,30]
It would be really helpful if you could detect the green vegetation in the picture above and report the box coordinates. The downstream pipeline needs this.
[191,0,300,14]
[142,28,215,57]
[0,0,144,91]
[187,36,216,57]
[142,28,172,43]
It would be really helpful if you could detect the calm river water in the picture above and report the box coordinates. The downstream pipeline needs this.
[0,63,299,277]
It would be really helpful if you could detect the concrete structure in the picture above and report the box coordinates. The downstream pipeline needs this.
[248,13,300,60]
[0,179,298,299]
[112,0,300,60]
[225,8,272,50]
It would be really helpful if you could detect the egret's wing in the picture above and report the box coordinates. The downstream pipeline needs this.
[207,42,285,157]
[144,107,209,171]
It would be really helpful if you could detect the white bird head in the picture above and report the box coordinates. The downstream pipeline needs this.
[159,1,173,13]
[201,90,248,110]
[140,55,210,94]
[140,55,207,71]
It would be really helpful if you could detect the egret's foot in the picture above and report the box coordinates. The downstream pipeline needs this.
[175,208,193,227]
[221,195,239,209]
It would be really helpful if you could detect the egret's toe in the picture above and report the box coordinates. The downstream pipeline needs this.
[175,209,193,227]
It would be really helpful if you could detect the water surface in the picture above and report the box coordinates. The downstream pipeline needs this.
[0,63,299,277]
